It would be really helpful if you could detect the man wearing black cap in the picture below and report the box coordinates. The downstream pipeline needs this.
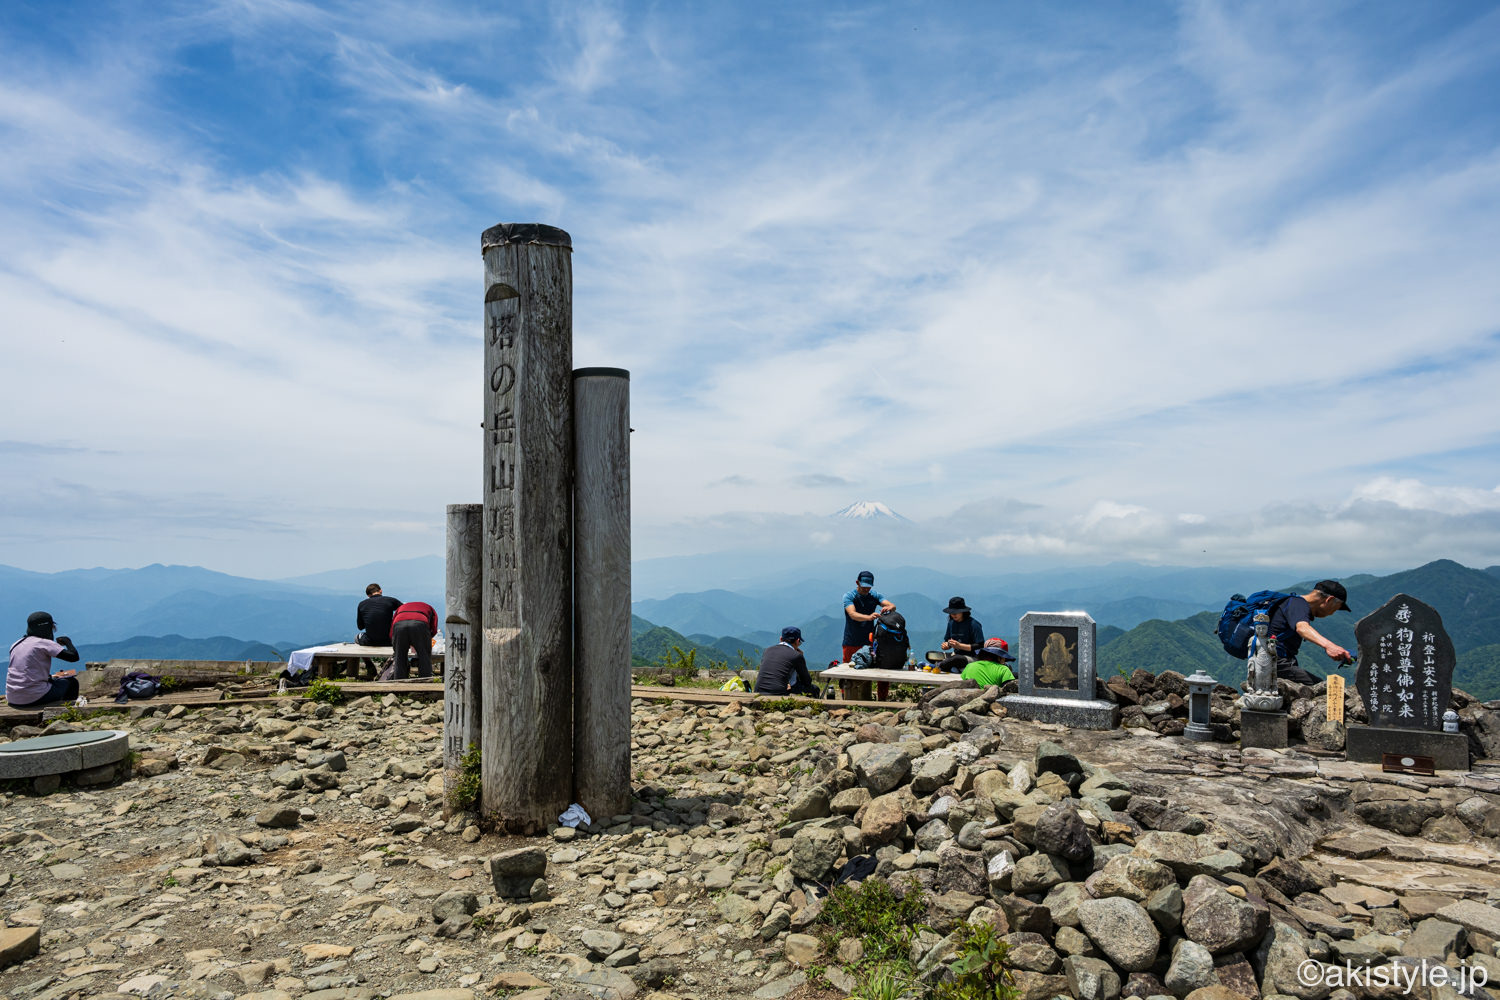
[7,612,81,708]
[841,571,896,663]
[754,626,818,696]
[1266,580,1354,684]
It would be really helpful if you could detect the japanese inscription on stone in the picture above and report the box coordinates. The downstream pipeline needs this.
[1354,593,1454,731]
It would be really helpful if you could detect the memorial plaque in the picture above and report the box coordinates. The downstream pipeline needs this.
[1354,594,1453,731]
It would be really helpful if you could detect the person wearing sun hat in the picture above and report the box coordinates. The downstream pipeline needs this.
[938,596,985,669]
[1266,579,1355,685]
[961,638,1017,688]
[754,626,819,696]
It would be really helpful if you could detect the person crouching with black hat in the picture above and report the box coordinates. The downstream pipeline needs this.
[7,612,81,708]
[936,597,985,672]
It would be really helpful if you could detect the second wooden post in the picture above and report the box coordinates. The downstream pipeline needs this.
[480,223,574,834]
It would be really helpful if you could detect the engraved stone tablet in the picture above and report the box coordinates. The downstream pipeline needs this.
[1354,593,1453,731]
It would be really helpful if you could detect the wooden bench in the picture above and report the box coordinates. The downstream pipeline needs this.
[305,643,445,680]
[821,665,960,702]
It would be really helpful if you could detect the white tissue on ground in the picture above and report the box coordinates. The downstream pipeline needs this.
[558,803,592,828]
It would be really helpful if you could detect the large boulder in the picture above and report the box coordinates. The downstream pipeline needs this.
[910,753,960,796]
[490,846,546,898]
[1033,800,1094,865]
[1181,875,1269,955]
[854,745,912,796]
[860,792,908,845]
[1011,853,1071,895]
[1255,920,1330,1000]
[789,826,843,881]
[1085,854,1175,903]
[1078,897,1160,972]
[1164,938,1217,996]
[936,844,988,897]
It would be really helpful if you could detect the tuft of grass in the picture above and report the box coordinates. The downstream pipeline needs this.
[892,684,926,702]
[447,744,482,813]
[303,678,346,705]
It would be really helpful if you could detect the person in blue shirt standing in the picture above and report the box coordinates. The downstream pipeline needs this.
[841,570,896,663]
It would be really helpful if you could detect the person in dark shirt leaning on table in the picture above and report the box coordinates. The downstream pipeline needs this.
[389,600,439,680]
[356,583,403,680]
[754,626,819,697]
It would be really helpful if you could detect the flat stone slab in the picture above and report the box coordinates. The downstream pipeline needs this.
[1003,695,1118,730]
[0,926,40,968]
[1346,726,1470,771]
[1436,899,1500,939]
[0,730,130,779]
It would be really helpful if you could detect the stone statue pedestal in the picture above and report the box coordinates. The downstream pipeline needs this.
[1003,695,1119,731]
[1346,727,1469,771]
[1240,710,1288,749]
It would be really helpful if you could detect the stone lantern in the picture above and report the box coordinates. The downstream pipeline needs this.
[1184,670,1217,742]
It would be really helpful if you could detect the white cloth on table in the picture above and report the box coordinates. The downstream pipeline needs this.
[287,644,342,677]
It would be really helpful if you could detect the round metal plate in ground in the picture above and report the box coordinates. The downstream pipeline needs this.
[0,730,130,779]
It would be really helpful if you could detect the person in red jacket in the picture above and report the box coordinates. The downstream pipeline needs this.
[389,601,438,680]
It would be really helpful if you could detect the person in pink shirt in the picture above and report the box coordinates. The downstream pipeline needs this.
[7,612,81,707]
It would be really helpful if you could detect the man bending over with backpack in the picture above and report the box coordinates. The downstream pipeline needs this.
[1269,580,1354,684]
[755,627,819,697]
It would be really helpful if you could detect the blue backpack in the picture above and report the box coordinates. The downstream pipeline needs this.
[871,611,910,670]
[1216,591,1294,658]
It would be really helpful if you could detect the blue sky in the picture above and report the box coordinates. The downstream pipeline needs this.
[3,1,1500,579]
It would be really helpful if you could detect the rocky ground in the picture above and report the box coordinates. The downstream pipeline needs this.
[1,680,1500,1000]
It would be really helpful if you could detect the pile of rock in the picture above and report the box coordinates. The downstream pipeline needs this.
[771,684,1500,999]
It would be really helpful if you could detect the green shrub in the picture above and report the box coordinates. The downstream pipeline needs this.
[933,920,1017,1000]
[303,678,346,705]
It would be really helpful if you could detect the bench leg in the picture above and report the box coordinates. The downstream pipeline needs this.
[876,681,890,701]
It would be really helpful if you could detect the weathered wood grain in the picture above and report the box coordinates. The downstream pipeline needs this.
[572,368,632,818]
[443,502,483,815]
[480,223,574,833]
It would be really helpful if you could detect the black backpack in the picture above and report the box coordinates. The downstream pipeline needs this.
[871,610,910,669]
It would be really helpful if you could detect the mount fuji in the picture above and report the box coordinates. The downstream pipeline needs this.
[831,500,910,522]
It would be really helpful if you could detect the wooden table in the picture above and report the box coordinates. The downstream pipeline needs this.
[307,643,445,680]
[821,665,959,702]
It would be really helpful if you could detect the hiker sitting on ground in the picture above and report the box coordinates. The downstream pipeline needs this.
[960,638,1017,687]
[937,596,985,670]
[754,627,819,697]
[1268,580,1354,684]
[7,612,81,708]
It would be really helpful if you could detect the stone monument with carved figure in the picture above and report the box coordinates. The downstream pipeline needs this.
[1002,611,1118,730]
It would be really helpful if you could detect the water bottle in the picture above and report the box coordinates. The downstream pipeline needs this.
[277,678,289,695]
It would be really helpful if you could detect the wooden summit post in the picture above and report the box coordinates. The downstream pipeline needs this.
[480,223,574,833]
[442,502,483,816]
[572,368,631,819]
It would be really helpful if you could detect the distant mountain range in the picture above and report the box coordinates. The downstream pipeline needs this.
[0,559,444,652]
[7,556,1498,701]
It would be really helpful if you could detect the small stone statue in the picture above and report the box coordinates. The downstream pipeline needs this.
[1443,709,1460,734]
[1241,610,1284,712]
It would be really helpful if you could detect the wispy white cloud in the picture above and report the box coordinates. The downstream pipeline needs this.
[1,1,1497,578]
